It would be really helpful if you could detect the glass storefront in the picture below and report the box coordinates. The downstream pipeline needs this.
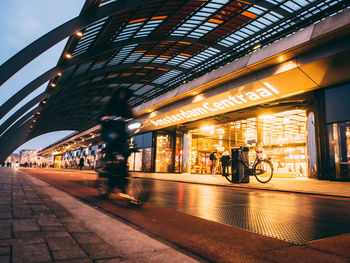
[155,131,174,172]
[129,132,153,172]
[188,109,308,177]
[328,121,350,180]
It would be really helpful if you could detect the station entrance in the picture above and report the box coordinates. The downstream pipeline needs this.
[188,109,308,178]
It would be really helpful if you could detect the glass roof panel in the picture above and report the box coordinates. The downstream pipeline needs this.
[56,0,350,113]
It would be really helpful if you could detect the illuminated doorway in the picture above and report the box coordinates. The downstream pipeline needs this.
[188,109,308,177]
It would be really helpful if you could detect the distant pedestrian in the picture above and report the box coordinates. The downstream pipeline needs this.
[79,157,84,170]
[210,151,219,175]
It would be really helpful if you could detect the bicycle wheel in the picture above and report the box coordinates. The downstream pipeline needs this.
[126,178,151,206]
[253,159,273,183]
[223,173,235,183]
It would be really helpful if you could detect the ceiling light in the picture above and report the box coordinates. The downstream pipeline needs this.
[76,31,83,37]
[128,122,141,130]
[50,83,56,87]
[65,53,72,59]
[253,43,261,50]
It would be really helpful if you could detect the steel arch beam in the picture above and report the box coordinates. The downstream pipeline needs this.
[0,92,46,136]
[0,60,175,123]
[0,0,288,123]
[0,111,34,162]
[0,67,60,120]
[0,0,160,86]
[0,127,28,163]
[0,75,155,138]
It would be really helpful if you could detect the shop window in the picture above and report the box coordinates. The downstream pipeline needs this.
[142,148,152,172]
[188,109,307,177]
[328,122,350,180]
[129,132,153,172]
[155,131,174,172]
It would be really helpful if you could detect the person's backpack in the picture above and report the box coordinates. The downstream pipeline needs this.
[209,153,215,161]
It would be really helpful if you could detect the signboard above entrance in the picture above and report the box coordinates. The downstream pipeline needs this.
[140,67,319,132]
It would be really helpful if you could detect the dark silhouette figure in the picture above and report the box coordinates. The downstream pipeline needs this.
[79,157,84,170]
[98,87,134,193]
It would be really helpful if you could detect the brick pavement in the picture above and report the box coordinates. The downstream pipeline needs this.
[0,168,199,263]
[0,168,121,263]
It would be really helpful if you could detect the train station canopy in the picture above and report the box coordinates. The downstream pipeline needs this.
[0,0,349,161]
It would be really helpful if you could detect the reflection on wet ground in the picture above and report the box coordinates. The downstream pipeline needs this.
[75,178,350,244]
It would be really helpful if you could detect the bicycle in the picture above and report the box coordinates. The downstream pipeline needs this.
[223,147,274,183]
[95,149,150,206]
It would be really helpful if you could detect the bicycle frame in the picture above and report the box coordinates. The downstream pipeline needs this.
[238,150,260,175]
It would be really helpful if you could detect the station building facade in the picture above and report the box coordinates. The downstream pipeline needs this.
[39,12,350,181]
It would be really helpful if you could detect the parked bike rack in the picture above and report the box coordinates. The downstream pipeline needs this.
[231,147,250,183]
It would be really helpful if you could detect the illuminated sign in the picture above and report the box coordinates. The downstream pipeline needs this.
[140,65,319,132]
[140,81,282,131]
[150,86,279,127]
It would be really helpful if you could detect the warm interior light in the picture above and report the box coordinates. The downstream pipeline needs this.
[57,72,62,76]
[259,115,274,120]
[76,31,83,37]
[193,94,204,103]
[201,125,214,132]
[149,111,157,118]
[50,83,56,87]
[65,53,72,59]
[42,100,46,104]
[278,56,284,62]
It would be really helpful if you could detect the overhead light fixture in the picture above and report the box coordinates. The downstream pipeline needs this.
[42,100,47,104]
[253,43,261,50]
[128,122,141,130]
[201,125,214,131]
[65,53,72,59]
[76,31,83,37]
[50,83,56,87]
[278,56,284,62]
[57,72,62,76]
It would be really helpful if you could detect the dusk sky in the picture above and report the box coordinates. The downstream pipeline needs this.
[0,0,85,153]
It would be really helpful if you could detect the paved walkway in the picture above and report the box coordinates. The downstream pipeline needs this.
[38,168,350,198]
[131,172,350,198]
[0,167,199,263]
